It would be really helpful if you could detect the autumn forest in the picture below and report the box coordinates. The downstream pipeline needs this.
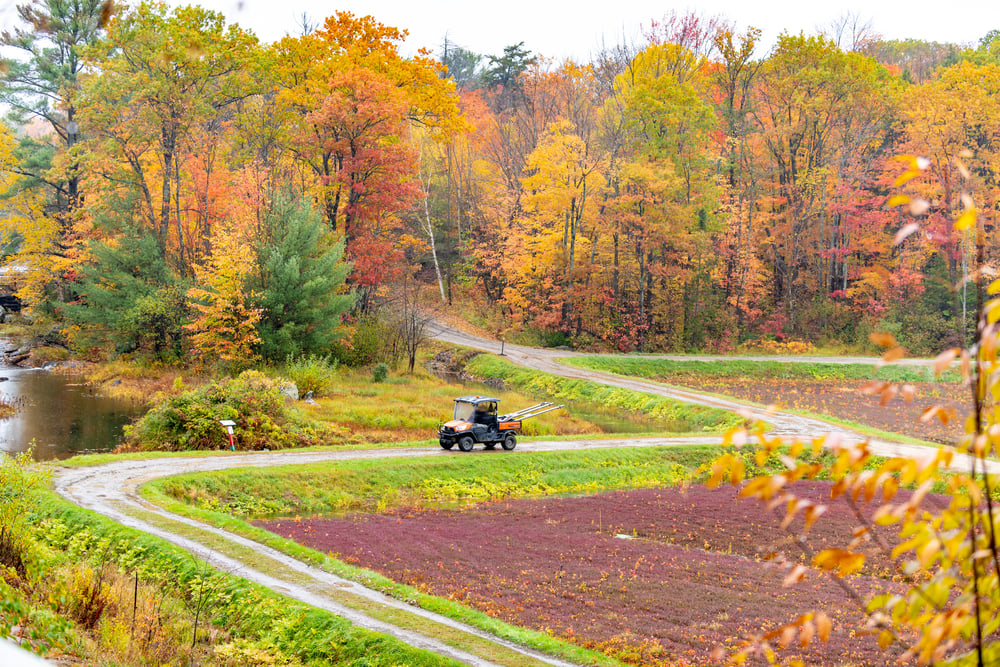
[2,0,999,362]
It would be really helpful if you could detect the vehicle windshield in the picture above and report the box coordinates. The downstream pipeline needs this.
[454,401,475,421]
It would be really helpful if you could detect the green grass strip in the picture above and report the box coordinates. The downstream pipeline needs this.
[29,492,465,667]
[111,503,564,667]
[564,356,960,383]
[466,354,742,433]
[56,440,438,468]
[148,446,710,517]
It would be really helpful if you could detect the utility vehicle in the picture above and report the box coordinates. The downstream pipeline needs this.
[437,396,562,452]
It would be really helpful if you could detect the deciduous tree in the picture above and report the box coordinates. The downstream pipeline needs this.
[79,1,259,272]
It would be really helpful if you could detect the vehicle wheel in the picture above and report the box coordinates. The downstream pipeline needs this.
[440,440,454,450]
[458,436,475,452]
[502,433,517,450]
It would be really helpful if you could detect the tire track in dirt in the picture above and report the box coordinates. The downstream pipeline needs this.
[51,323,993,666]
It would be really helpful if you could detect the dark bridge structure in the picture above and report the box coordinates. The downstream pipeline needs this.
[0,294,21,313]
[0,264,24,313]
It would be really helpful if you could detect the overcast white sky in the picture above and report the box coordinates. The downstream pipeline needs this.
[1,0,997,60]
[185,0,998,60]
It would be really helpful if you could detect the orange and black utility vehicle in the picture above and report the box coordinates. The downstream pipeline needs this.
[437,396,563,452]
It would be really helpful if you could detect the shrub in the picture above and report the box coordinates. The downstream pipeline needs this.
[332,314,401,368]
[0,449,49,577]
[283,354,338,396]
[213,639,305,666]
[124,370,326,451]
[63,566,110,630]
[893,309,964,356]
[372,363,388,383]
[738,338,816,355]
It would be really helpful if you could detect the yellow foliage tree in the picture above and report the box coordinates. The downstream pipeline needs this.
[183,173,264,369]
[183,217,262,369]
[0,123,60,312]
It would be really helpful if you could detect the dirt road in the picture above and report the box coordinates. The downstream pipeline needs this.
[52,323,989,666]
[428,322,948,453]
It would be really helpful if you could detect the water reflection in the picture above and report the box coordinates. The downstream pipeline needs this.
[0,366,143,460]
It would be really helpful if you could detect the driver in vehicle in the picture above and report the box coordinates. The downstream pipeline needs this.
[474,403,489,424]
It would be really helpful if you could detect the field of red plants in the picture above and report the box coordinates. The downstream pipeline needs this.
[260,482,918,665]
[669,376,966,444]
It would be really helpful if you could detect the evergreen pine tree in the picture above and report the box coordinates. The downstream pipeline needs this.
[65,229,188,359]
[250,198,354,361]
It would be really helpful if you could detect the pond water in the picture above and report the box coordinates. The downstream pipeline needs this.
[0,365,143,460]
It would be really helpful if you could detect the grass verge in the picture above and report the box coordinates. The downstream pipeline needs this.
[564,356,960,384]
[12,491,467,666]
[465,354,742,434]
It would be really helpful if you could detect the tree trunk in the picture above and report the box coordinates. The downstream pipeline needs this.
[174,157,186,275]
[612,232,620,300]
[160,147,173,256]
[416,142,446,301]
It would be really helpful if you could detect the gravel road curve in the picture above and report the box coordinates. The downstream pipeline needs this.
[51,322,992,666]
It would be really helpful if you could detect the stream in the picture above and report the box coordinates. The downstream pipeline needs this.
[0,364,143,460]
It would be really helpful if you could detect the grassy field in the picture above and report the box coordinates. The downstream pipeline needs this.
[465,354,742,434]
[297,364,605,444]
[147,446,739,518]
[563,356,961,384]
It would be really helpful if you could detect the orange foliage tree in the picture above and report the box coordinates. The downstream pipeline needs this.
[78,1,259,273]
[302,67,421,291]
[270,12,462,302]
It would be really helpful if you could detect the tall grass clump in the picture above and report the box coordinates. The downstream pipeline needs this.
[283,353,339,396]
[123,370,327,451]
[13,492,458,666]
